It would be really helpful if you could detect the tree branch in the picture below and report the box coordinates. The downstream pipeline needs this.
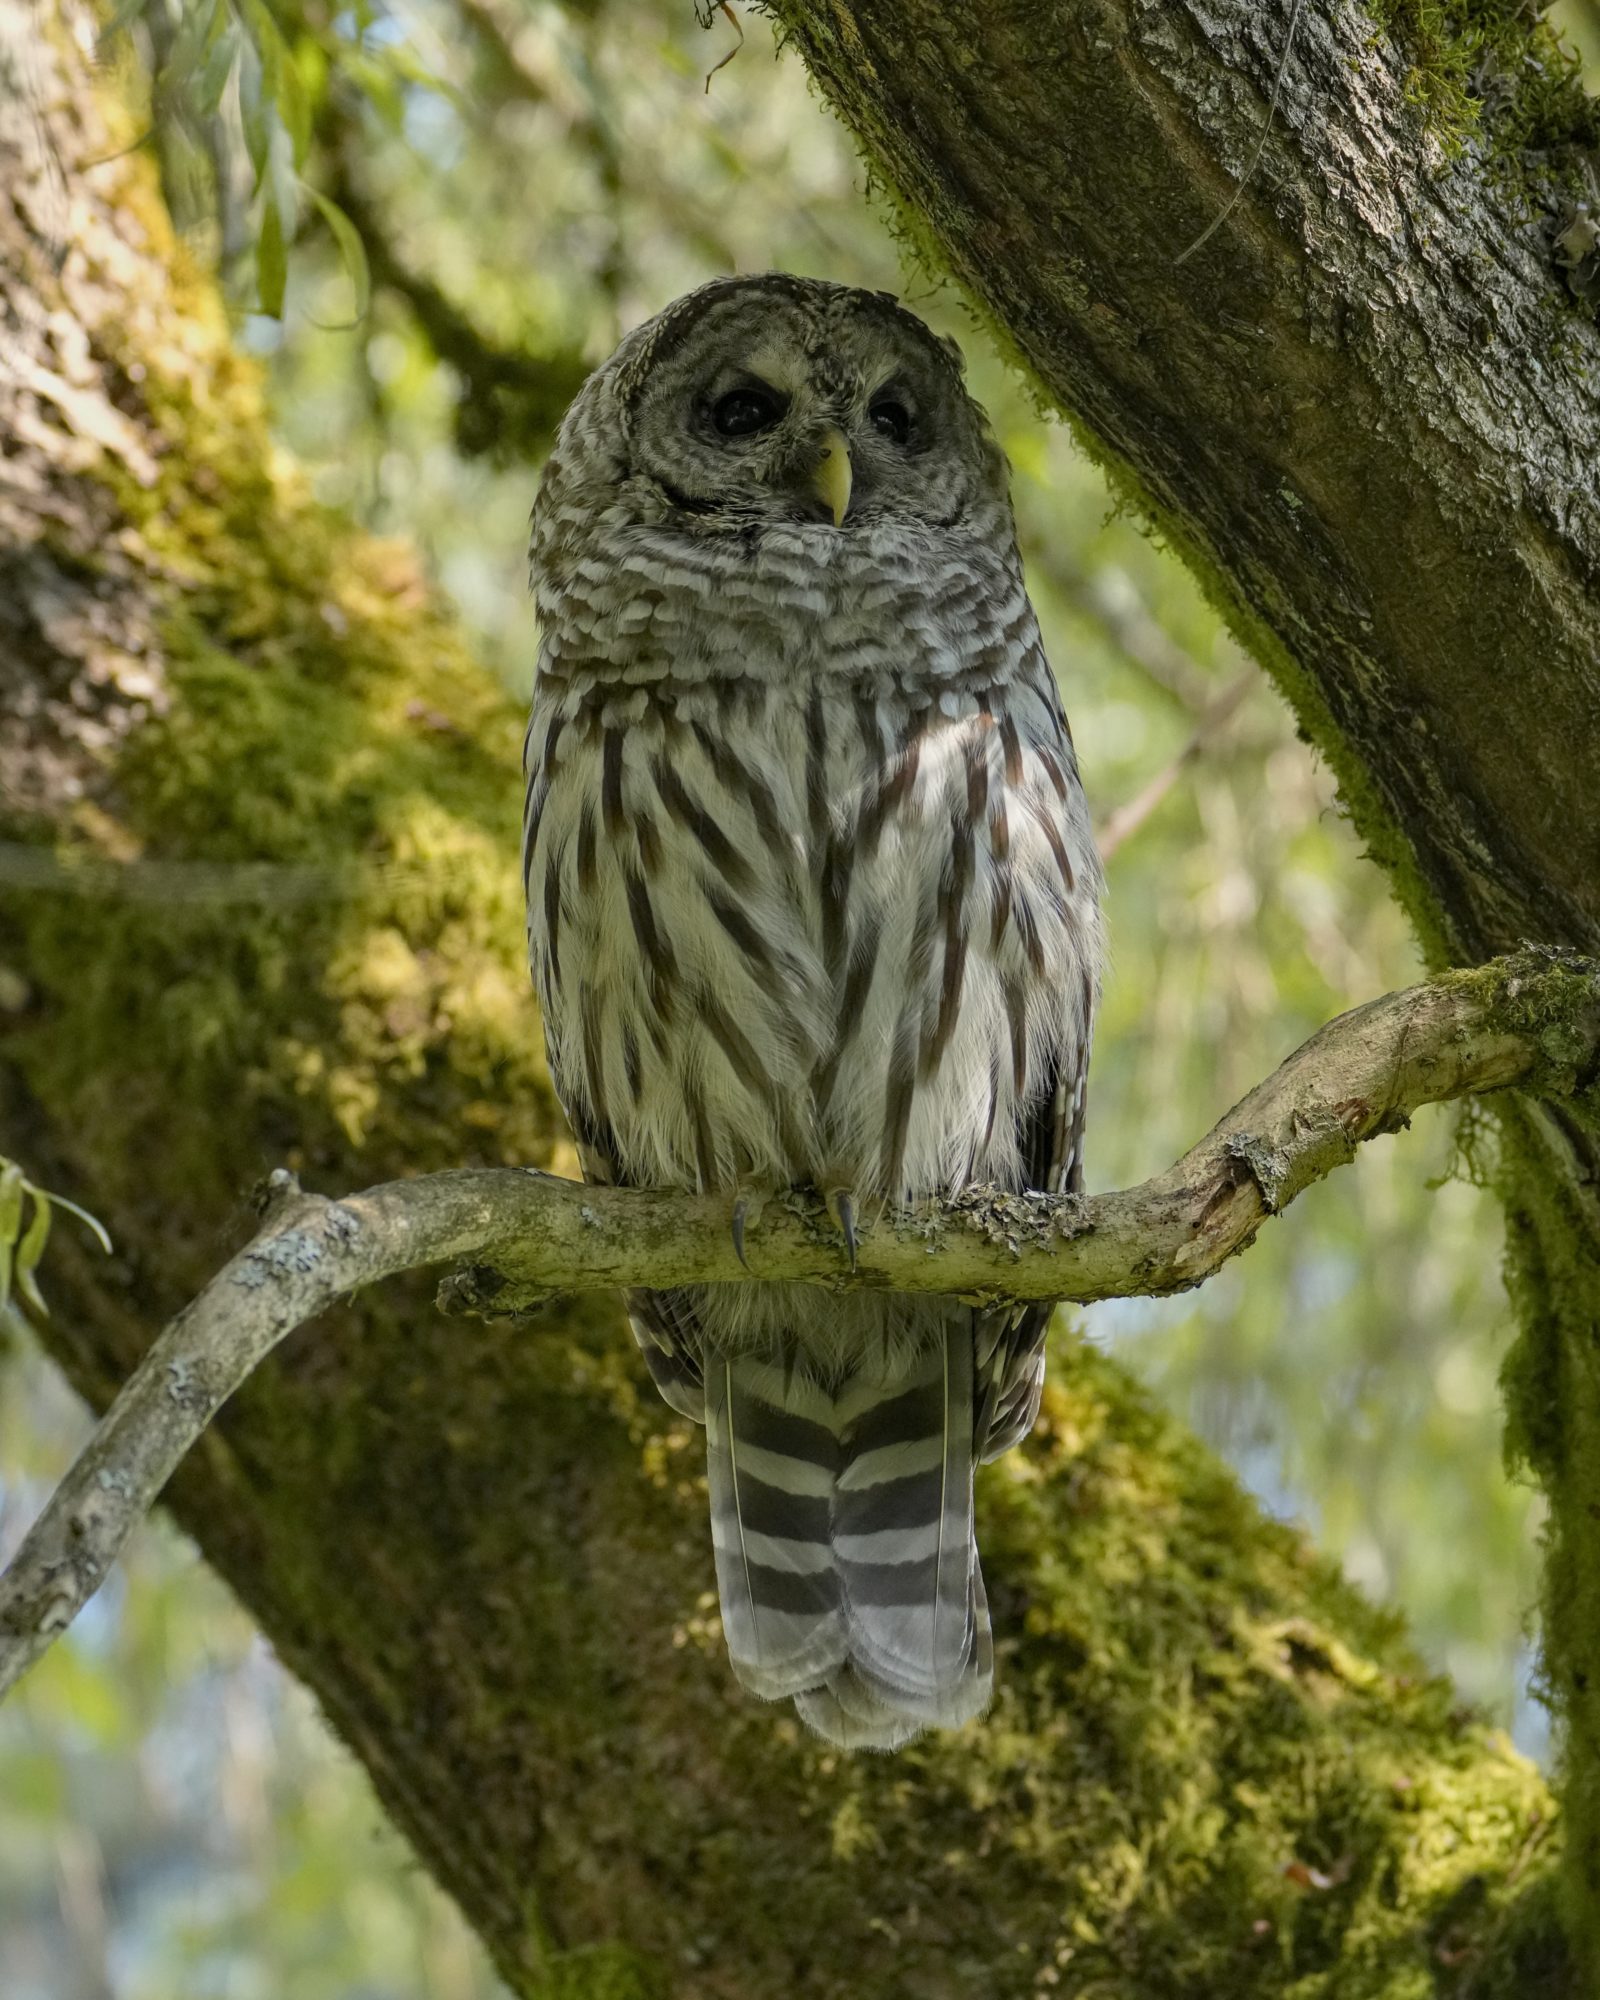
[3,947,1594,1705]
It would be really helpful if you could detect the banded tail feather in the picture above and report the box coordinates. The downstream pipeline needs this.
[705,1311,992,1749]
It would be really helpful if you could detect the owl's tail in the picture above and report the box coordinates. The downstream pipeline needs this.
[704,1313,992,1750]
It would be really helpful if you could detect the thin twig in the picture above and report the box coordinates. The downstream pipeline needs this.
[703,0,744,92]
[1097,669,1256,860]
[0,949,1595,1701]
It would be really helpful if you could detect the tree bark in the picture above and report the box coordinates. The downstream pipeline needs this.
[0,8,1588,1998]
[763,0,1600,1967]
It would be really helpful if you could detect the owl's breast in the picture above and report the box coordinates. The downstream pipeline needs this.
[536,519,1037,705]
[524,655,1100,1208]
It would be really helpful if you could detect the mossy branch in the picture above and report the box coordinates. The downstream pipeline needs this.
[2,946,1594,1705]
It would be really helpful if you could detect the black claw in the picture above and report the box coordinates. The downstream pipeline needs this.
[731,1195,751,1272]
[835,1192,858,1272]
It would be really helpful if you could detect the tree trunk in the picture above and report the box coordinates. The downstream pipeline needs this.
[0,8,1585,1996]
[764,0,1600,1965]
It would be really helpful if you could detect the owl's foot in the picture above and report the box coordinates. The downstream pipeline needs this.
[823,1187,860,1273]
[730,1190,769,1272]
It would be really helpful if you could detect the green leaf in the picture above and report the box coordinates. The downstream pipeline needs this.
[241,0,312,167]
[194,19,242,120]
[237,49,274,179]
[44,1191,113,1257]
[164,0,224,94]
[0,1160,23,1241]
[275,43,312,167]
[14,1192,51,1317]
[293,34,330,124]
[0,1161,21,1312]
[0,1166,105,1317]
[307,189,371,323]
[257,189,287,317]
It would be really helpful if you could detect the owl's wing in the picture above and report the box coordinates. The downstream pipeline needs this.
[565,1095,709,1425]
[971,653,1095,1463]
[973,1049,1088,1463]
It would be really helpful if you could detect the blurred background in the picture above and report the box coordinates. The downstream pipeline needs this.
[4,0,1598,1991]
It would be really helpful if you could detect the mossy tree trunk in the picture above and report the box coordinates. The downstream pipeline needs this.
[0,7,1591,1997]
[763,0,1600,1962]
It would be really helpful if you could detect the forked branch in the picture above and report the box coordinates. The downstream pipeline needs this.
[1,947,1595,1702]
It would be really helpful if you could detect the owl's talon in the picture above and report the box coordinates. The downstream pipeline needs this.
[825,1189,859,1272]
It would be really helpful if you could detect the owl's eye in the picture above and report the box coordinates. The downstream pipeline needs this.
[869,398,912,445]
[710,387,784,439]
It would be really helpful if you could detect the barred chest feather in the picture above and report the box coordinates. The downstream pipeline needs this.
[523,528,1101,1238]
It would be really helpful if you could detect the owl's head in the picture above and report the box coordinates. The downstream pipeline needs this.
[550,273,1008,540]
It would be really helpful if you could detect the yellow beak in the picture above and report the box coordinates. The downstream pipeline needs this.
[809,427,853,527]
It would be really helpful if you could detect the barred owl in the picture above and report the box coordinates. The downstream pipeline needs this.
[525,274,1103,1749]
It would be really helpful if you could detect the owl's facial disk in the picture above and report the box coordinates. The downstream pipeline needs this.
[618,280,999,537]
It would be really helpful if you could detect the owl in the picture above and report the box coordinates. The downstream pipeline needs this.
[525,274,1103,1749]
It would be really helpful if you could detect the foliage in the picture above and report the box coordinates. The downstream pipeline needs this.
[100,0,358,315]
[0,1158,109,1322]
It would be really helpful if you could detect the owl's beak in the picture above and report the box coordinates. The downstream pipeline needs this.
[808,427,853,527]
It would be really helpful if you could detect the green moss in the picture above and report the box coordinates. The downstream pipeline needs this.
[6,276,560,1211]
[592,1334,1569,1997]
[1369,0,1600,165]
[524,1928,667,2000]
[1495,1095,1600,1978]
